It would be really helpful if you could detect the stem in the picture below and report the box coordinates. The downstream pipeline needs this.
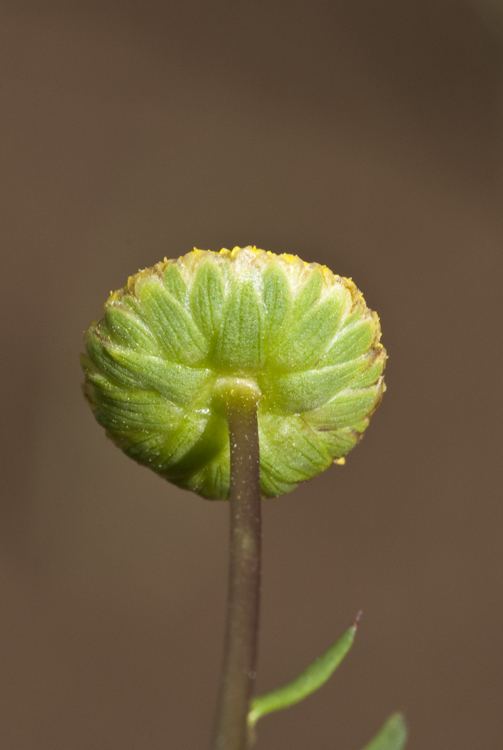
[211,391,262,750]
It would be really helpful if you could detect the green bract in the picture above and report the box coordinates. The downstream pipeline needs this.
[82,247,386,499]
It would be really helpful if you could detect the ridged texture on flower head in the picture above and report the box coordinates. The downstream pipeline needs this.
[82,247,386,499]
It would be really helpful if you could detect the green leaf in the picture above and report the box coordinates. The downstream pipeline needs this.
[305,386,382,430]
[361,713,407,750]
[104,305,161,355]
[136,278,209,365]
[248,624,356,729]
[163,264,188,304]
[101,346,213,405]
[262,264,293,350]
[258,412,331,496]
[213,278,264,370]
[319,318,376,367]
[292,265,323,316]
[315,425,363,460]
[190,259,226,341]
[263,358,370,413]
[273,294,346,371]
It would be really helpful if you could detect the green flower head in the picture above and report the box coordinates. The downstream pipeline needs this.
[82,247,386,499]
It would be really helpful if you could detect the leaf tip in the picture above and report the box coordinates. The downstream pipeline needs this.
[362,711,407,750]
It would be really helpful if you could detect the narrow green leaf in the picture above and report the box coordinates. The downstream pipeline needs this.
[361,713,407,750]
[273,294,346,371]
[258,413,331,495]
[163,263,188,304]
[319,319,375,367]
[104,345,213,405]
[292,266,323,317]
[190,260,226,341]
[305,387,382,429]
[263,358,370,413]
[248,624,356,729]
[262,264,293,350]
[104,305,161,355]
[137,278,209,365]
[315,425,362,460]
[213,279,264,370]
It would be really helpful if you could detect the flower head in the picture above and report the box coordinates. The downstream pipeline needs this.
[82,247,386,499]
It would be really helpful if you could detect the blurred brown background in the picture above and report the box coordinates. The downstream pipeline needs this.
[1,1,502,748]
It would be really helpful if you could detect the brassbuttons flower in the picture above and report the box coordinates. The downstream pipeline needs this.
[82,247,386,499]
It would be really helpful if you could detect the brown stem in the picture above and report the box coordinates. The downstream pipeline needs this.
[211,391,262,750]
